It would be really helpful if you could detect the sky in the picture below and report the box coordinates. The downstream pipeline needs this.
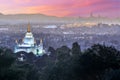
[0,0,120,17]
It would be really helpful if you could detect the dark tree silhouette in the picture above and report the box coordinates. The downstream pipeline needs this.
[72,42,81,55]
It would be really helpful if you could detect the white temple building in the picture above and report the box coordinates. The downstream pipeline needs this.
[14,23,45,56]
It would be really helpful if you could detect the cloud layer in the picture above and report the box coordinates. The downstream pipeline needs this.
[0,0,119,17]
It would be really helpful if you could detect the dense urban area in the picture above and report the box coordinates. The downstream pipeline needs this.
[0,23,120,50]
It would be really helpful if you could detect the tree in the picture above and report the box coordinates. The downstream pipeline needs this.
[103,69,120,80]
[56,46,71,61]
[48,46,55,54]
[0,47,15,69]
[88,44,120,70]
[72,42,81,55]
[48,46,56,59]
[76,44,120,80]
[0,47,40,80]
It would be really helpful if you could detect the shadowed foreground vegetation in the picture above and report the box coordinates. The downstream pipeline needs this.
[0,42,120,80]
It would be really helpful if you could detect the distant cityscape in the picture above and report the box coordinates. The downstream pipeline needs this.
[0,22,120,52]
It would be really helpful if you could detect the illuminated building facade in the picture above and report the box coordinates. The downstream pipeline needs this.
[14,23,44,56]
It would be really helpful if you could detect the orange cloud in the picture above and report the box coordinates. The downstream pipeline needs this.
[23,5,72,17]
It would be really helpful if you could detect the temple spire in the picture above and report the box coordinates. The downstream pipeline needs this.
[27,23,31,32]
[15,39,18,44]
[40,39,43,44]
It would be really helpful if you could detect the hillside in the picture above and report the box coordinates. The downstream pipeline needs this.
[0,13,119,24]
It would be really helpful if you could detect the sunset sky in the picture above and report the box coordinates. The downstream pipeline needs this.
[0,0,119,17]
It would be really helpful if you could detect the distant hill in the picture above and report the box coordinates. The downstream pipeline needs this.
[0,13,74,24]
[0,13,119,24]
[0,13,3,15]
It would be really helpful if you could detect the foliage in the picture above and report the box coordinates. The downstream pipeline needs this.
[72,42,81,55]
[0,43,120,80]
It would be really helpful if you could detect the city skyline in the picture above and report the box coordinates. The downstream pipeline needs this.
[0,0,119,17]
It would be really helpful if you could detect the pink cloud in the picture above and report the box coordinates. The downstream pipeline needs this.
[14,0,31,3]
[0,0,119,17]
